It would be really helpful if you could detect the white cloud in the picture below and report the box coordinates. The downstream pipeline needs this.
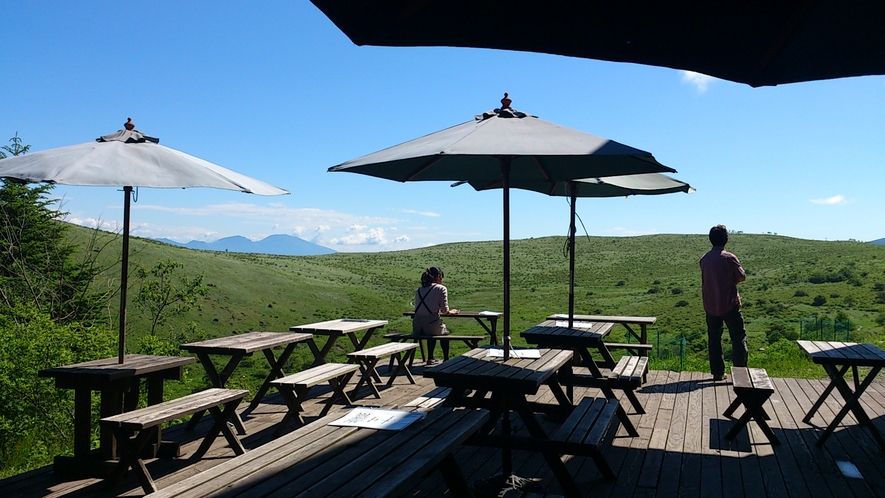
[401,209,441,217]
[681,71,716,92]
[329,227,410,248]
[810,195,848,205]
[348,224,368,231]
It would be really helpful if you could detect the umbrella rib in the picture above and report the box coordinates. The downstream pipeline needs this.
[405,156,444,181]
[532,156,552,181]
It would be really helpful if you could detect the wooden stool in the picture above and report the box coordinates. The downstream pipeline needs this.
[723,367,779,444]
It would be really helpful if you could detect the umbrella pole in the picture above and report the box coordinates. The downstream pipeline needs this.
[568,182,577,329]
[117,186,132,364]
[502,159,511,361]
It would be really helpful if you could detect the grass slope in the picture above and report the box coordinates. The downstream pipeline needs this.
[69,224,885,379]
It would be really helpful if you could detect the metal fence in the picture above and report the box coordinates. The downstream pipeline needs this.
[637,315,852,372]
[798,315,852,342]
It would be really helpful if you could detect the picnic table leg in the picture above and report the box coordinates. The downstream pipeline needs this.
[320,372,357,416]
[818,366,884,448]
[72,388,93,459]
[275,385,309,437]
[188,352,247,435]
[803,364,849,423]
[472,316,497,346]
[386,351,417,386]
[437,453,476,498]
[352,358,382,398]
[511,397,582,498]
[354,326,382,351]
[245,344,299,414]
[312,335,340,366]
[100,386,125,460]
[192,400,246,459]
[107,426,160,494]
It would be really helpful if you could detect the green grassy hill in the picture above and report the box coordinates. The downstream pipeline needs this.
[70,224,885,378]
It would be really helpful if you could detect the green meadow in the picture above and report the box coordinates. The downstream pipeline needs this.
[72,224,885,384]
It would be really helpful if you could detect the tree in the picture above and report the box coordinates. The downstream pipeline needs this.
[0,135,111,325]
[133,260,209,336]
[0,132,29,159]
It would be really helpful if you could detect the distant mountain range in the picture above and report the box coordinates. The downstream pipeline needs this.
[872,239,885,246]
[156,234,335,256]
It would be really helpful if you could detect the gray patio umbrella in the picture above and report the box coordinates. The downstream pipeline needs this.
[462,173,694,329]
[311,1,885,87]
[0,120,289,363]
[328,98,676,360]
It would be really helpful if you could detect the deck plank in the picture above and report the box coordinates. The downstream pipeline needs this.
[4,365,885,498]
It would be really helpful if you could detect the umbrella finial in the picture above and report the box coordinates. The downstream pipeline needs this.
[124,118,135,131]
[501,93,512,109]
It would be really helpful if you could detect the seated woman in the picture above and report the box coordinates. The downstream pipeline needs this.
[412,267,459,365]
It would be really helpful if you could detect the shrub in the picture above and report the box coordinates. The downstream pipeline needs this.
[675,300,689,307]
[811,296,827,306]
[794,289,808,297]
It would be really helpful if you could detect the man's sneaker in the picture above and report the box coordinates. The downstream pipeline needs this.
[426,358,440,366]
[713,373,728,381]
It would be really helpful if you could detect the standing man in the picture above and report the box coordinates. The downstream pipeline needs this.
[700,225,748,381]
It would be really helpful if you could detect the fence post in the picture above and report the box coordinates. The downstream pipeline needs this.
[679,335,686,371]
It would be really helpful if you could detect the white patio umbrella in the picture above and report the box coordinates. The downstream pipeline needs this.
[328,97,677,360]
[0,119,289,363]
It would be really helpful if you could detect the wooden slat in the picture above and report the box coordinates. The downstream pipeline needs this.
[272,363,360,388]
[100,388,248,430]
[347,342,418,360]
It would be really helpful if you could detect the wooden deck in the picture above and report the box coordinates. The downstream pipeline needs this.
[3,366,885,498]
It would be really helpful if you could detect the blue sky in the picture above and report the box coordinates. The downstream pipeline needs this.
[4,2,885,252]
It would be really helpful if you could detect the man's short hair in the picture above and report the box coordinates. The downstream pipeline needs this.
[709,225,729,246]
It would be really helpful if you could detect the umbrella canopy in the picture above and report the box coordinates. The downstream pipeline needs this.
[464,173,694,328]
[310,0,885,88]
[329,98,676,359]
[0,120,289,363]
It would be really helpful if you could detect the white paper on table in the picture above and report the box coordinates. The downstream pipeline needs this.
[486,348,542,359]
[555,320,594,329]
[479,310,502,316]
[328,407,426,431]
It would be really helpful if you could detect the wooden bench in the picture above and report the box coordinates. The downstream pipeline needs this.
[403,387,452,411]
[723,366,780,444]
[552,397,620,481]
[607,355,649,413]
[149,407,490,498]
[384,333,486,365]
[347,342,419,398]
[99,388,248,494]
[605,342,654,359]
[270,362,361,436]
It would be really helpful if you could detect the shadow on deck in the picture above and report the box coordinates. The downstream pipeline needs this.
[3,367,885,498]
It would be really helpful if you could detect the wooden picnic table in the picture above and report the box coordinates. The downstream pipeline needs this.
[38,354,194,478]
[290,318,388,365]
[149,407,490,498]
[797,340,885,448]
[403,310,502,345]
[522,319,641,436]
[424,347,582,496]
[547,314,655,355]
[180,331,319,425]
